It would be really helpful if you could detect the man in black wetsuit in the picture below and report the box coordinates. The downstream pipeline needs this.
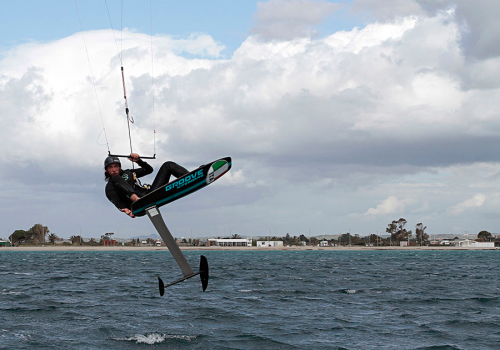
[104,153,189,218]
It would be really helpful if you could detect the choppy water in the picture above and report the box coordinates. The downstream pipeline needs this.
[0,250,499,349]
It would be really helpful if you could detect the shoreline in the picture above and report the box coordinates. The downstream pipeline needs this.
[0,246,498,252]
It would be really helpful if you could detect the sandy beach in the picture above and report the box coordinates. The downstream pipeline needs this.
[0,245,498,252]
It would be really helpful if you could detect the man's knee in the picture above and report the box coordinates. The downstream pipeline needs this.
[160,161,175,171]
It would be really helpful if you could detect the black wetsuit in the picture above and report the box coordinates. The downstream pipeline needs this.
[105,160,189,211]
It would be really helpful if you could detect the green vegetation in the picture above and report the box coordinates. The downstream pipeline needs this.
[252,219,495,247]
[415,223,429,245]
[48,233,59,244]
[9,224,49,245]
[386,218,412,244]
[477,231,492,241]
[5,220,497,248]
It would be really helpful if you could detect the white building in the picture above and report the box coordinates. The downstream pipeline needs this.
[256,240,283,248]
[319,240,329,247]
[455,239,495,248]
[208,238,252,247]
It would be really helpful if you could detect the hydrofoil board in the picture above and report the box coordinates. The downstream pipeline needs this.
[132,157,231,216]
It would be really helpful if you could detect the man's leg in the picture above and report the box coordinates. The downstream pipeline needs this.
[150,161,189,191]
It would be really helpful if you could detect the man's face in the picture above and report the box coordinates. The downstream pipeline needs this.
[106,163,121,177]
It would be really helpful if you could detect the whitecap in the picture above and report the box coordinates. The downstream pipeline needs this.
[13,272,34,276]
[14,333,31,340]
[115,333,197,345]
[346,289,357,294]
[1,291,22,295]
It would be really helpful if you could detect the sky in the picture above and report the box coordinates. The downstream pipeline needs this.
[1,0,500,240]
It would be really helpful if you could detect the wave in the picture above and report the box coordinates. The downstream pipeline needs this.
[330,289,363,294]
[114,332,198,345]
[412,345,462,350]
[1,290,22,295]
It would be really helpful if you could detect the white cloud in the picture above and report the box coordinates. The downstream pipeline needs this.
[2,6,500,237]
[446,193,487,215]
[353,0,500,61]
[220,169,246,185]
[364,196,408,216]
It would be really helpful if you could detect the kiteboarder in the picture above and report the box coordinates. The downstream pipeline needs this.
[104,154,189,218]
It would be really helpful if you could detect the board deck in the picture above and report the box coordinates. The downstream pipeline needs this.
[132,157,231,216]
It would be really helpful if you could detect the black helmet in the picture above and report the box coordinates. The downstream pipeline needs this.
[104,156,121,169]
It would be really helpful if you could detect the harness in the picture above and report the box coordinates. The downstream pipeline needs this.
[133,172,150,191]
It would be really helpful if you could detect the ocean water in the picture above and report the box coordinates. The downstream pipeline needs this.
[0,250,499,349]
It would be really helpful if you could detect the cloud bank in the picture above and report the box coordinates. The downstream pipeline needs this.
[1,1,500,238]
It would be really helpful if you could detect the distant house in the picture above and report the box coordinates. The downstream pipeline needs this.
[455,239,495,248]
[207,238,252,247]
[102,239,117,246]
[319,240,329,247]
[257,240,283,248]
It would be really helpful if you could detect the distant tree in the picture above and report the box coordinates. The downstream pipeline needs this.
[105,232,114,239]
[10,230,30,245]
[231,234,242,239]
[338,233,352,246]
[351,234,361,245]
[284,233,291,245]
[387,218,411,243]
[310,237,318,246]
[368,234,381,246]
[29,224,49,244]
[415,223,429,245]
[298,234,309,243]
[48,233,59,245]
[70,235,82,245]
[477,231,492,242]
[386,221,397,243]
[89,238,97,246]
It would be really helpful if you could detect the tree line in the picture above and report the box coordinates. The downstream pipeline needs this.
[7,220,495,247]
[9,224,55,245]
[8,225,119,246]
[229,219,494,246]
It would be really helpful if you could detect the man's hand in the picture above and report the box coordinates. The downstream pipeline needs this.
[121,208,136,218]
[130,194,140,202]
[128,153,140,162]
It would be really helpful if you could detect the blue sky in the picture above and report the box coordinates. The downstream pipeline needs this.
[1,0,500,240]
[1,0,362,57]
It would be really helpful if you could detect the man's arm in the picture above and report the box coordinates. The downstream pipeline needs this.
[105,185,129,211]
[128,153,153,178]
[106,177,140,218]
[110,174,136,197]
[134,159,153,178]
